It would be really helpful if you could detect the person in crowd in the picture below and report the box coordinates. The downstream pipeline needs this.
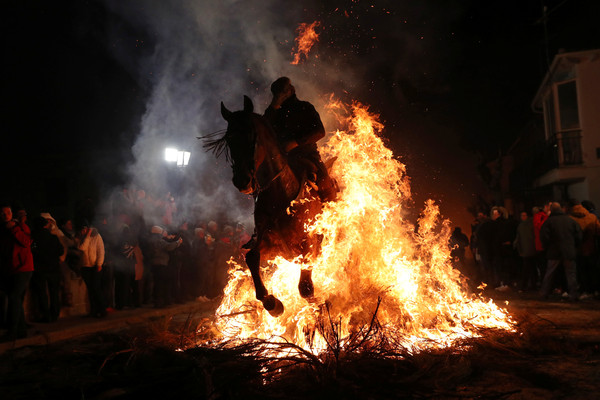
[581,200,598,218]
[514,211,537,292]
[470,212,487,267]
[97,215,116,311]
[30,215,64,322]
[207,220,219,239]
[232,222,252,262]
[474,208,498,287]
[137,226,154,306]
[568,200,600,298]
[113,224,141,309]
[42,214,72,303]
[59,218,76,245]
[581,200,600,295]
[192,227,208,298]
[165,225,186,304]
[449,227,469,267]
[203,232,219,298]
[533,203,550,285]
[0,204,34,340]
[57,217,79,307]
[147,225,182,308]
[162,193,177,227]
[539,202,582,301]
[76,219,107,318]
[492,206,518,291]
[175,221,195,301]
[263,76,337,202]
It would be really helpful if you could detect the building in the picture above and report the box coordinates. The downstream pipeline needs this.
[532,49,600,205]
[507,49,600,211]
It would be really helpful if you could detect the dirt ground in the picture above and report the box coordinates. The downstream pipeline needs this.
[0,290,598,400]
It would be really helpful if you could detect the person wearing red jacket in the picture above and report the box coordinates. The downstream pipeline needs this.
[0,204,34,341]
[532,203,550,286]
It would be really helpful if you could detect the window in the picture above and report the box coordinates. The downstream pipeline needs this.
[543,92,556,138]
[557,80,579,130]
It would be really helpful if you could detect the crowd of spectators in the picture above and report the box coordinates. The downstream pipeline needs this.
[0,187,251,341]
[3,186,599,342]
[462,199,600,300]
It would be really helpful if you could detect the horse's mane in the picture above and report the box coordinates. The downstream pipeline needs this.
[202,112,278,164]
[202,129,231,162]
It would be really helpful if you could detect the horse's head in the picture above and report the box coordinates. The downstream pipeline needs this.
[216,96,261,194]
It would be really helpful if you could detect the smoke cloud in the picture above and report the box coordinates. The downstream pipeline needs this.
[99,0,364,229]
[95,0,479,233]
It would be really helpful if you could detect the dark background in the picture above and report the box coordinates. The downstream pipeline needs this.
[2,0,599,227]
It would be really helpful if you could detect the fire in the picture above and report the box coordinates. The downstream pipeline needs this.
[209,98,515,354]
[291,21,320,65]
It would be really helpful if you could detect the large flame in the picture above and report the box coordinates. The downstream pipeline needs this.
[211,99,515,354]
[291,21,320,65]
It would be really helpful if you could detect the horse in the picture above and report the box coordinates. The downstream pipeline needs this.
[204,95,323,317]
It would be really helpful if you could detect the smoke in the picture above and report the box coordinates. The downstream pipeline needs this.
[98,0,345,228]
[95,0,477,233]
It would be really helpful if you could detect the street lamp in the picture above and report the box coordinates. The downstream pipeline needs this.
[164,147,191,167]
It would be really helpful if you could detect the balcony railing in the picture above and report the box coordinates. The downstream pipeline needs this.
[539,130,583,173]
[509,130,583,191]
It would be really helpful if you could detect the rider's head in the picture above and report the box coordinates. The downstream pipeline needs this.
[271,77,295,98]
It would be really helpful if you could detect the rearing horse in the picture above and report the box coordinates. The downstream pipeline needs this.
[205,95,322,316]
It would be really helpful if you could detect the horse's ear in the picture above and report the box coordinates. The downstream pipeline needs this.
[243,95,254,113]
[221,102,233,121]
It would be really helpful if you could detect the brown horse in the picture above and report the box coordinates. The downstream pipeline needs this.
[204,95,322,316]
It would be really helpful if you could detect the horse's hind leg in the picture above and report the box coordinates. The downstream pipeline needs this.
[246,248,284,317]
[298,268,314,298]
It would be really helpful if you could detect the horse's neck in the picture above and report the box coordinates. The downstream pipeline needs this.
[254,116,300,201]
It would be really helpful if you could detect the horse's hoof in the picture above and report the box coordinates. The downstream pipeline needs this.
[298,280,315,298]
[298,269,314,298]
[262,295,284,317]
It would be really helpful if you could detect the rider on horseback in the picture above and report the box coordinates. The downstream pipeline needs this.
[264,77,337,202]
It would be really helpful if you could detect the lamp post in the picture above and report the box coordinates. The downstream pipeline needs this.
[163,147,191,197]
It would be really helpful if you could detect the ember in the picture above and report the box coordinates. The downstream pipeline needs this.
[209,99,515,355]
[291,21,320,64]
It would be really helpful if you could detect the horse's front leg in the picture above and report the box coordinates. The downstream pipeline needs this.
[245,247,284,317]
[298,235,320,299]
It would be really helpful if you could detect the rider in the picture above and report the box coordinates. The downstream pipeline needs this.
[263,77,337,202]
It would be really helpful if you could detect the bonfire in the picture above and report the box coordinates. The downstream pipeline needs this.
[202,98,515,356]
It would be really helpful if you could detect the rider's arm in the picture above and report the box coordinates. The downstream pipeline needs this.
[294,103,325,146]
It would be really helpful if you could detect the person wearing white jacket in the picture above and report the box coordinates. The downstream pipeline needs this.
[76,220,106,318]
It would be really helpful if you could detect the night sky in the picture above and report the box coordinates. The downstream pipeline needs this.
[3,0,599,228]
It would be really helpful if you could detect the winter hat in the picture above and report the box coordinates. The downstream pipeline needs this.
[151,225,164,234]
[40,212,63,236]
[40,212,56,225]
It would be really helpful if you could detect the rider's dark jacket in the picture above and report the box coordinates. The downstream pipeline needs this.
[263,94,325,162]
